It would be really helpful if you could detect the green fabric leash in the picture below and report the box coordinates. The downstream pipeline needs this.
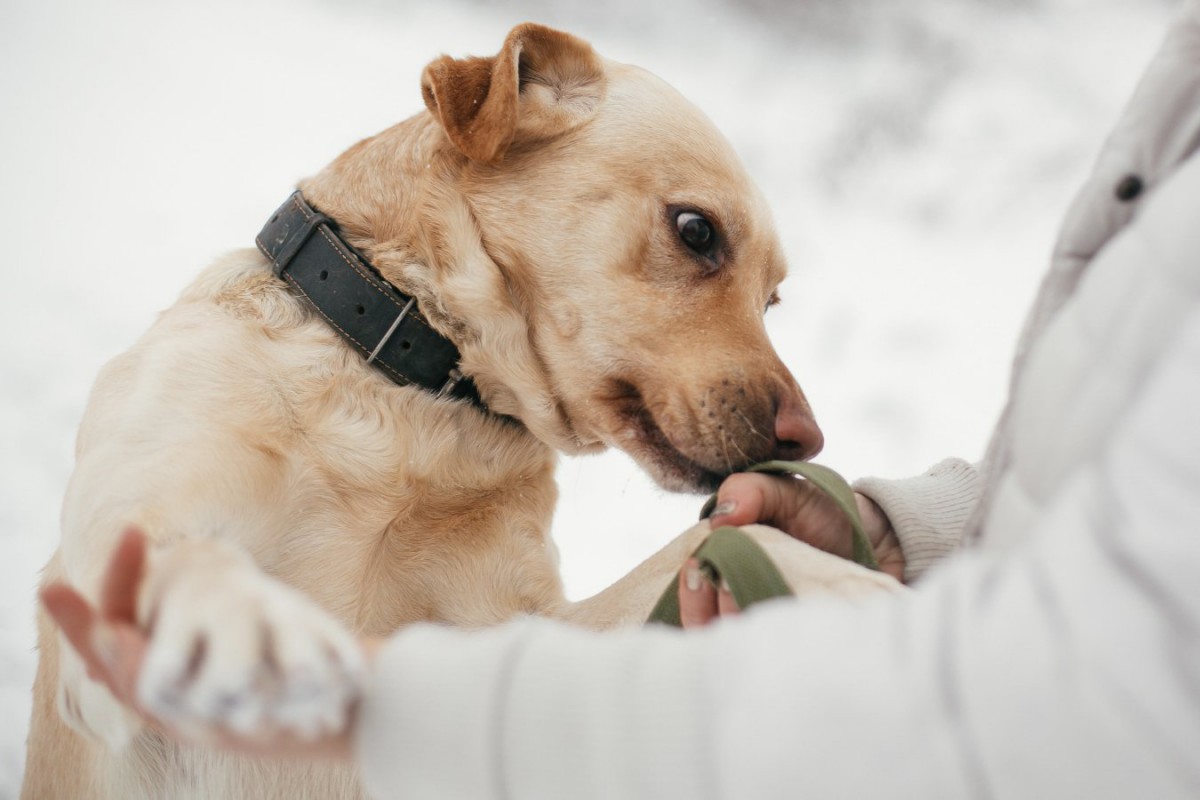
[646,526,792,626]
[646,461,878,627]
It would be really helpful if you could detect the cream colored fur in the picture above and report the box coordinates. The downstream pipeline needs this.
[23,24,900,799]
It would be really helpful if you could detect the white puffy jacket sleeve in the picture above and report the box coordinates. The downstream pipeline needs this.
[356,289,1200,799]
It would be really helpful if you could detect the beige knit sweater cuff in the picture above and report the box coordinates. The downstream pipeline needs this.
[853,458,981,583]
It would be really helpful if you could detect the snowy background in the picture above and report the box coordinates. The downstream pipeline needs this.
[0,0,1175,793]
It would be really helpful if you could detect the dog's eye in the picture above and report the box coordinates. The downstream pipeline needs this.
[676,211,716,257]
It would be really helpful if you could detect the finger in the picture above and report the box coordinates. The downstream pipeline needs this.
[677,559,719,629]
[40,584,105,681]
[100,527,148,623]
[41,584,99,659]
[717,582,741,617]
[708,472,794,528]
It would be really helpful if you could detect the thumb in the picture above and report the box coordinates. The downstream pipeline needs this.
[100,527,148,623]
[708,472,796,528]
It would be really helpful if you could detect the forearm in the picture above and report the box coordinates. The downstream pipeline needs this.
[358,621,715,799]
[356,517,1195,800]
[853,491,905,580]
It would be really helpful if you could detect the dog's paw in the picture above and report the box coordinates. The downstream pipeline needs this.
[137,556,365,740]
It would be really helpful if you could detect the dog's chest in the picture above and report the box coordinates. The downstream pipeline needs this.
[256,380,565,632]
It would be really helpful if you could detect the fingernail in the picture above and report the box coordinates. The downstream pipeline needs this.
[710,500,737,518]
[684,560,703,592]
[91,624,120,672]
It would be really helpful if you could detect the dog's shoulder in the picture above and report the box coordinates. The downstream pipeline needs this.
[77,249,338,451]
[179,248,310,331]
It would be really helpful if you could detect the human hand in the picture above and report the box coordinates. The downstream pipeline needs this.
[40,528,381,762]
[708,473,904,580]
[677,473,905,627]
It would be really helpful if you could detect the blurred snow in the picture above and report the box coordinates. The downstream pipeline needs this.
[0,0,1174,793]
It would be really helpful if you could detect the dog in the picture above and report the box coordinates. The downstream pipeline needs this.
[23,23,900,799]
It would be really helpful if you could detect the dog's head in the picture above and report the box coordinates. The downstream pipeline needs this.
[306,23,822,494]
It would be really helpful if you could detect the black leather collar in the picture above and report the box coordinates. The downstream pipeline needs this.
[256,191,484,409]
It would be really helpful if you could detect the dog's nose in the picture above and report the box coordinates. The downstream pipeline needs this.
[773,396,824,462]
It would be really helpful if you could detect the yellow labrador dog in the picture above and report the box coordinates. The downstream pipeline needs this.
[24,23,898,799]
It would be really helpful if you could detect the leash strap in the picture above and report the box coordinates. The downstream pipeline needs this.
[646,461,878,626]
[646,526,792,626]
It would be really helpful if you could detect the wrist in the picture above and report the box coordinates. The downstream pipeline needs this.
[854,492,905,582]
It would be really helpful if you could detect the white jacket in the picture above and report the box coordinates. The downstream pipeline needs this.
[355,5,1200,797]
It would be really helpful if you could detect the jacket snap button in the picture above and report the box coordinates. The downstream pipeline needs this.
[1115,174,1144,202]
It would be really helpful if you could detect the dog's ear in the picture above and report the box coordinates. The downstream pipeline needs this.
[421,23,606,164]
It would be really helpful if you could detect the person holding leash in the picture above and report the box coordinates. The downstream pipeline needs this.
[43,2,1200,797]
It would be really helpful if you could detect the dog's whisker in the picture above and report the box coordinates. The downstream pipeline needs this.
[735,408,770,442]
[729,434,751,465]
[718,428,735,474]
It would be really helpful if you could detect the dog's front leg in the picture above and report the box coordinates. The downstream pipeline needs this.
[136,536,365,740]
[55,536,365,751]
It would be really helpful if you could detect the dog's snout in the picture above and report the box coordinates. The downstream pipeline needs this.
[773,395,824,462]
